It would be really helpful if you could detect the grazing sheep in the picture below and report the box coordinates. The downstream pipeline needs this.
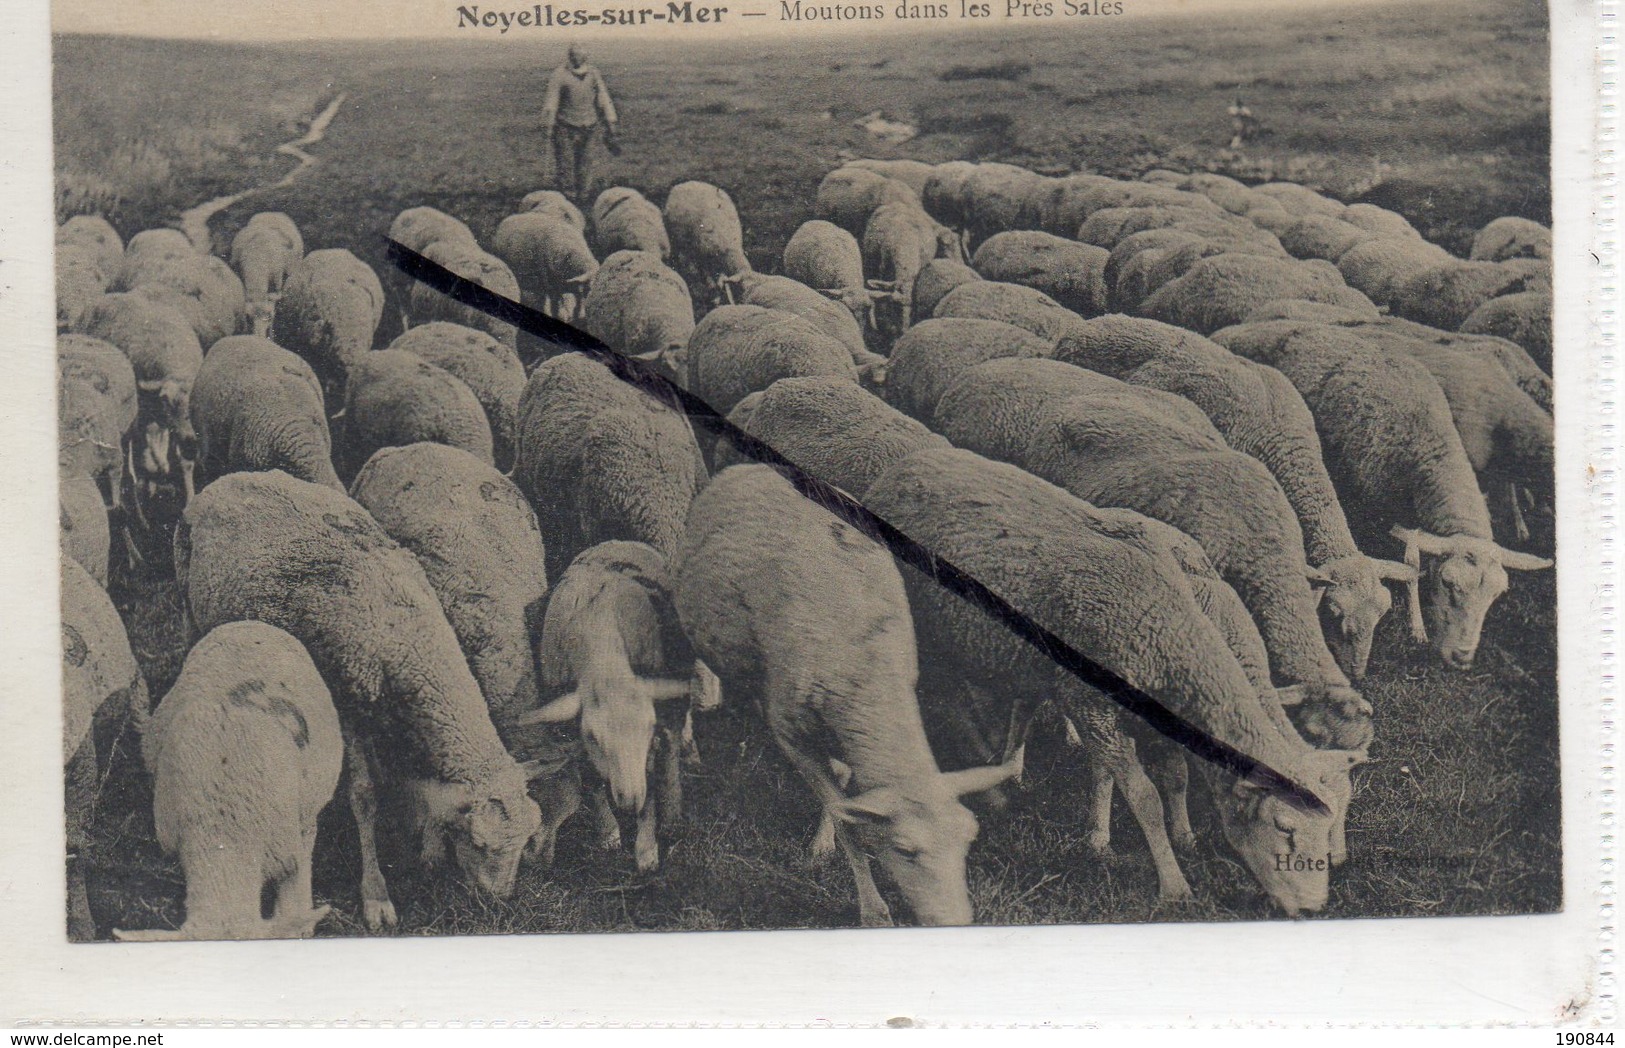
[58,243,111,331]
[490,211,599,324]
[515,541,701,872]
[847,158,937,195]
[970,231,1108,319]
[61,470,111,586]
[783,220,879,334]
[591,187,671,260]
[1103,230,1222,314]
[124,252,247,347]
[230,213,305,336]
[513,352,706,583]
[958,163,1051,249]
[862,202,946,341]
[932,279,1084,343]
[1138,254,1377,335]
[919,160,984,249]
[581,249,696,381]
[1311,313,1554,413]
[910,258,982,323]
[1387,260,1535,330]
[1340,203,1422,240]
[111,622,340,942]
[1471,216,1552,261]
[1177,172,1258,216]
[188,335,340,492]
[1251,182,1346,219]
[1211,320,1553,668]
[1039,178,1213,236]
[1275,216,1376,263]
[1335,237,1456,304]
[730,272,887,378]
[175,470,545,929]
[388,207,479,328]
[883,317,1053,423]
[865,447,1361,914]
[521,189,587,231]
[936,358,1352,693]
[713,376,949,496]
[817,166,921,238]
[387,322,526,472]
[350,442,549,739]
[274,248,385,404]
[669,464,1021,926]
[1460,289,1554,374]
[117,229,196,290]
[58,215,124,283]
[1054,315,1414,681]
[684,305,859,421]
[57,333,138,508]
[62,556,149,941]
[408,240,521,350]
[76,293,204,502]
[664,180,751,306]
[1076,205,1240,251]
[339,349,494,479]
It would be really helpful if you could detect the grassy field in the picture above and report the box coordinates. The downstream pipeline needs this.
[56,0,1559,937]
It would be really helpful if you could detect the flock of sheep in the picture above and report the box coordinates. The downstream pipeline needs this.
[55,152,1556,939]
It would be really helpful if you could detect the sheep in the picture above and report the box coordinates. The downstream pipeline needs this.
[61,469,111,586]
[124,252,247,347]
[117,229,196,290]
[521,189,587,231]
[408,240,521,350]
[712,376,949,496]
[817,166,921,238]
[591,187,671,260]
[513,541,703,872]
[174,470,545,929]
[862,202,946,342]
[1138,254,1378,335]
[783,219,879,334]
[581,249,696,382]
[1038,178,1215,236]
[189,335,341,493]
[387,207,479,327]
[1335,237,1456,304]
[883,317,1053,423]
[932,279,1085,343]
[910,258,982,323]
[1251,182,1347,219]
[57,243,111,331]
[1076,205,1242,251]
[729,272,886,378]
[350,442,549,733]
[664,180,751,306]
[1471,216,1552,261]
[62,556,149,941]
[958,163,1051,249]
[338,349,494,480]
[1053,315,1415,681]
[1459,289,1554,374]
[935,358,1353,694]
[57,333,138,509]
[864,447,1362,914]
[970,231,1108,319]
[387,322,526,472]
[1210,320,1553,669]
[1177,172,1258,216]
[1275,215,1377,263]
[1386,260,1536,330]
[76,293,203,502]
[683,305,859,422]
[1103,230,1223,314]
[230,212,305,336]
[512,351,705,578]
[490,211,598,325]
[919,160,985,251]
[111,622,341,942]
[1340,203,1422,240]
[669,464,1021,926]
[58,215,124,282]
[846,158,937,195]
[274,248,385,405]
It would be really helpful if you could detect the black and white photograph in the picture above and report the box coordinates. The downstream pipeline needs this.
[44,0,1572,956]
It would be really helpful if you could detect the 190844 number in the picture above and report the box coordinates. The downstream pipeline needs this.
[1558,1034,1614,1045]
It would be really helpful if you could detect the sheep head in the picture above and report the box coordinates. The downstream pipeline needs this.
[1309,554,1415,681]
[418,769,543,898]
[515,675,690,814]
[1391,526,1552,670]
[1275,682,1374,753]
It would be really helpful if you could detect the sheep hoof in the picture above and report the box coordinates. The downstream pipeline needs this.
[635,842,660,874]
[859,904,895,928]
[1171,831,1198,853]
[1084,831,1113,858]
[598,827,623,852]
[362,898,398,931]
[1155,883,1196,909]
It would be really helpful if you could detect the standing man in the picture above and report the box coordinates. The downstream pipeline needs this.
[543,43,620,204]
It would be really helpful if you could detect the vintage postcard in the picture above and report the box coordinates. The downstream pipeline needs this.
[1,0,1607,1026]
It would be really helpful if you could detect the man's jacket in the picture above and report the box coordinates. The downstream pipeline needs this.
[543,64,618,128]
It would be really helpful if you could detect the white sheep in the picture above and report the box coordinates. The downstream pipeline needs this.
[1334,236,1455,305]
[386,322,527,472]
[408,240,522,350]
[846,158,937,195]
[1470,216,1552,261]
[274,248,385,405]
[61,469,111,586]
[591,187,671,261]
[862,202,945,341]
[932,279,1084,343]
[783,219,879,334]
[816,166,921,238]
[57,243,111,331]
[581,249,696,382]
[728,272,886,378]
[909,258,982,323]
[683,304,858,422]
[1138,253,1378,335]
[664,180,751,306]
[189,335,341,493]
[883,317,1054,423]
[388,206,479,329]
[116,229,196,291]
[112,622,341,942]
[58,215,124,284]
[338,348,493,479]
[491,211,599,325]
[230,212,305,336]
[57,333,137,510]
[1386,259,1536,330]
[123,251,247,348]
[669,464,1021,926]
[521,189,587,231]
[1460,289,1553,374]
[971,231,1109,318]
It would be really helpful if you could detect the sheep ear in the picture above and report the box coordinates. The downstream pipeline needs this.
[136,378,165,393]
[866,278,897,292]
[1372,558,1418,583]
[1275,684,1308,707]
[513,691,582,726]
[1305,566,1333,587]
[1498,548,1554,571]
[637,677,692,702]
[1390,525,1452,557]
[941,746,1024,797]
[831,787,902,826]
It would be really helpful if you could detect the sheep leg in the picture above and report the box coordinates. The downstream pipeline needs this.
[1505,481,1531,545]
[1062,713,1085,750]
[592,786,622,851]
[1403,545,1427,643]
[679,708,704,769]
[808,758,854,862]
[633,798,660,873]
[525,763,583,866]
[1146,742,1196,852]
[781,744,891,927]
[1083,758,1115,857]
[654,720,684,832]
[345,735,397,931]
[1077,710,1193,904]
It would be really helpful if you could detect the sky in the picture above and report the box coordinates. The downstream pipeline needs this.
[52,0,1411,41]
